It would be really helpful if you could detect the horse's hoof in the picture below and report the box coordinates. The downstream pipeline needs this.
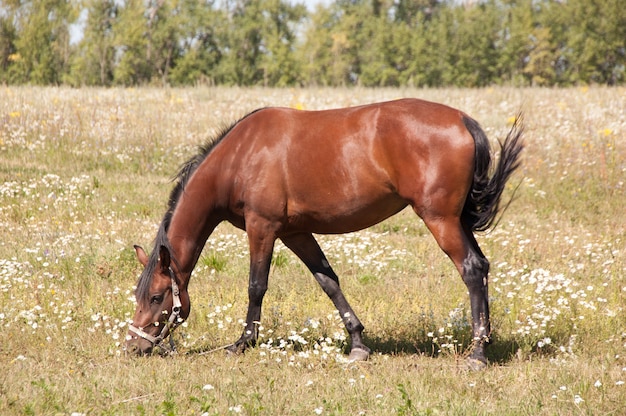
[466,357,488,371]
[348,347,370,362]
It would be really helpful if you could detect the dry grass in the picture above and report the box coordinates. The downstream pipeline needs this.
[0,86,624,415]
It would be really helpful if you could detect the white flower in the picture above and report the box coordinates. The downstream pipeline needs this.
[594,380,602,388]
[202,384,215,391]
[314,407,323,415]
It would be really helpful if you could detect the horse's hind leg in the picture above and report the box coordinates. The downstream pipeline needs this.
[281,233,370,361]
[421,215,491,369]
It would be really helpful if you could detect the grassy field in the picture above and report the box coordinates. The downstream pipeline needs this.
[0,86,624,415]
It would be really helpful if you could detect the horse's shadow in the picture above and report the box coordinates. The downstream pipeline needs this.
[185,334,520,365]
[361,335,520,365]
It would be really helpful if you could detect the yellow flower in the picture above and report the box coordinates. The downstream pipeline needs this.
[9,111,20,118]
[599,128,613,137]
[507,115,518,125]
[293,102,305,111]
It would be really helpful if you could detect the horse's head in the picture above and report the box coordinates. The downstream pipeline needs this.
[125,245,190,355]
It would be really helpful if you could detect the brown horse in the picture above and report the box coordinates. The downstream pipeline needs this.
[126,98,523,369]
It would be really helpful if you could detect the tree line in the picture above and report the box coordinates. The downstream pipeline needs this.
[0,0,624,87]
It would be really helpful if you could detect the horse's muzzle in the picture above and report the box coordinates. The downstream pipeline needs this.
[125,335,154,356]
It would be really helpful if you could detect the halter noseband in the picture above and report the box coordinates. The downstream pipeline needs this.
[128,267,183,353]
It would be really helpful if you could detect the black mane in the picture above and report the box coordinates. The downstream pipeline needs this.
[135,110,261,302]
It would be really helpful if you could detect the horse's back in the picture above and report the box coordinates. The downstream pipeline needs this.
[232,98,473,168]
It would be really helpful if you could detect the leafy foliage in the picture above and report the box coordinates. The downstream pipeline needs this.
[0,0,624,86]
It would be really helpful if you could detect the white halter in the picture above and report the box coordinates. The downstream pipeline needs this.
[128,267,182,353]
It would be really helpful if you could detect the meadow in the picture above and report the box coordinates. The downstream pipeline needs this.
[0,86,624,415]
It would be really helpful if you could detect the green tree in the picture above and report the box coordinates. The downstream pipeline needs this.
[145,0,181,84]
[394,0,440,25]
[215,0,265,85]
[0,9,18,83]
[11,0,77,84]
[523,26,556,86]
[301,0,374,86]
[298,5,339,86]
[419,4,456,87]
[69,0,117,86]
[113,0,150,85]
[168,0,224,86]
[562,0,626,85]
[498,0,536,86]
[451,1,501,87]
[258,0,307,86]
[354,3,421,87]
[215,0,305,86]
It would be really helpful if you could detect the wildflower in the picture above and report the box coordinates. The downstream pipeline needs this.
[573,395,584,405]
[314,407,323,415]
[594,380,602,388]
[537,337,552,348]
[202,384,215,391]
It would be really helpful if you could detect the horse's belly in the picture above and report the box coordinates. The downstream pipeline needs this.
[286,194,407,234]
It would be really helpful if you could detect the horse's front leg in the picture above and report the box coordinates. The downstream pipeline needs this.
[226,224,275,354]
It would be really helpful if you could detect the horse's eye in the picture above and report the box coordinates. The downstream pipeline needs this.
[150,294,164,305]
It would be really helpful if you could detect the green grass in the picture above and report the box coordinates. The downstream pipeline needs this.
[0,86,624,415]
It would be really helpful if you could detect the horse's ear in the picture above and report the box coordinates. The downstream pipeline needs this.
[159,245,171,271]
[134,245,149,267]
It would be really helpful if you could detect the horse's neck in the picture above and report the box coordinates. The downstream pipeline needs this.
[167,184,221,277]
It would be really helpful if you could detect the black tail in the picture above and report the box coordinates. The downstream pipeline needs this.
[462,114,524,232]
